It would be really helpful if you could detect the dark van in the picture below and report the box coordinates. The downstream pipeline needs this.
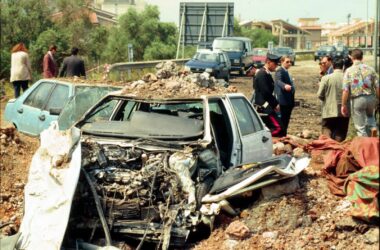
[212,37,254,75]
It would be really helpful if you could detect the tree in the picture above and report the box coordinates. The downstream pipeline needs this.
[104,5,177,63]
[29,29,69,74]
[233,18,278,48]
[0,0,54,78]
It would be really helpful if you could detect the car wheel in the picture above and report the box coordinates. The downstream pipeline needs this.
[196,177,214,208]
[224,73,230,83]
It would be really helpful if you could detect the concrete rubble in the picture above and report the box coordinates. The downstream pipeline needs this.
[120,61,235,98]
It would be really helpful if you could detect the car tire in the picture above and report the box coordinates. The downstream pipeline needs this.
[196,177,214,208]
[224,74,230,83]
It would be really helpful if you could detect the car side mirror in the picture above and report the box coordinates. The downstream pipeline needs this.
[49,108,62,116]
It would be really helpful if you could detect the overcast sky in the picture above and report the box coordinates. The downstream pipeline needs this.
[144,0,377,25]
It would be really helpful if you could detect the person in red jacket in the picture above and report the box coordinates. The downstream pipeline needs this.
[43,45,58,78]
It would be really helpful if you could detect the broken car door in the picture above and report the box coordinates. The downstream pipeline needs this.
[227,95,273,163]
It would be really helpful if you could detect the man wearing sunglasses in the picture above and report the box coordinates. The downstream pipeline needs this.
[319,56,333,77]
[275,56,295,136]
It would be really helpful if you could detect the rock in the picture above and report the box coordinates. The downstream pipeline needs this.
[364,227,379,244]
[284,143,293,154]
[240,209,250,218]
[261,176,300,199]
[225,221,251,240]
[293,147,305,158]
[165,80,181,90]
[335,216,358,231]
[224,239,239,250]
[0,192,11,201]
[142,73,158,82]
[302,129,312,139]
[337,233,346,240]
[273,142,285,155]
[262,231,279,240]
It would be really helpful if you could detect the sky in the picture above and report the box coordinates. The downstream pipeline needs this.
[144,0,377,26]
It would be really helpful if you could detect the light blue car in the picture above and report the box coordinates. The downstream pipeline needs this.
[4,79,120,136]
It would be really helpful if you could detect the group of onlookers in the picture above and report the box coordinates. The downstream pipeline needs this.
[317,49,378,139]
[252,48,379,140]
[9,43,86,98]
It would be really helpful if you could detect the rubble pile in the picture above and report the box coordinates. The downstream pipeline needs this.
[0,127,39,236]
[194,166,379,250]
[120,61,237,98]
[0,126,20,147]
[272,130,315,157]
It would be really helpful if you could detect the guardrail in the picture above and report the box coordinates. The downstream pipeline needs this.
[109,58,190,72]
[107,49,375,75]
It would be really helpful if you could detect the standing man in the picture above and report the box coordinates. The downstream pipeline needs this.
[253,53,283,137]
[59,47,86,78]
[43,45,58,78]
[317,58,349,142]
[275,56,295,136]
[319,56,333,78]
[341,48,379,137]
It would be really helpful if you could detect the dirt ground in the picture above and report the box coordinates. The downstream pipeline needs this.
[0,59,378,249]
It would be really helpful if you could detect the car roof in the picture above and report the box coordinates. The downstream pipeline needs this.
[106,92,245,101]
[214,37,251,42]
[39,78,124,88]
[196,49,225,54]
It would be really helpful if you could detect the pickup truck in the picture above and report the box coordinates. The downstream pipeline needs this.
[212,37,254,75]
[14,92,309,249]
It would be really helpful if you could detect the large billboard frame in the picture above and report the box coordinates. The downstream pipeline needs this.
[176,2,234,58]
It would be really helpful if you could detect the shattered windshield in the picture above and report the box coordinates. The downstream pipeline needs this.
[58,86,120,130]
[79,97,205,140]
[213,39,244,51]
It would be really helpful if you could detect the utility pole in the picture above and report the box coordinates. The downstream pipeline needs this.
[347,14,351,47]
[374,0,379,72]
[365,0,368,48]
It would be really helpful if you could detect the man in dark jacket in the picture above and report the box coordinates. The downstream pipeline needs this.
[59,47,86,78]
[253,53,283,137]
[275,55,295,136]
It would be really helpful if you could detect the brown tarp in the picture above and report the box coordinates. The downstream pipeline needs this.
[306,135,379,196]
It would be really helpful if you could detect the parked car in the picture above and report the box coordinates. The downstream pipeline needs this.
[4,79,120,136]
[335,45,349,60]
[252,48,269,68]
[184,50,231,82]
[272,47,296,65]
[212,37,254,75]
[14,92,310,248]
[314,45,337,61]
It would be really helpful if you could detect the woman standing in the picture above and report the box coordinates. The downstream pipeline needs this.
[10,43,32,98]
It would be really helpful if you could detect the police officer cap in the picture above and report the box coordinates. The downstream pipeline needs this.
[267,53,281,63]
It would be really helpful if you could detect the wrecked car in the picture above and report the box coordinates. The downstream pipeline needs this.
[15,92,310,249]
[4,79,120,136]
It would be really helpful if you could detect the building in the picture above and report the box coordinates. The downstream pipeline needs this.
[93,0,146,16]
[327,19,375,47]
[241,19,311,50]
[298,18,324,48]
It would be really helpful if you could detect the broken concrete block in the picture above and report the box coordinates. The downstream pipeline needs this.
[225,221,251,240]
[261,176,300,199]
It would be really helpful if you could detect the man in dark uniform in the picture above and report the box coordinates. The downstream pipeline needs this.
[253,53,283,137]
[59,47,86,78]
